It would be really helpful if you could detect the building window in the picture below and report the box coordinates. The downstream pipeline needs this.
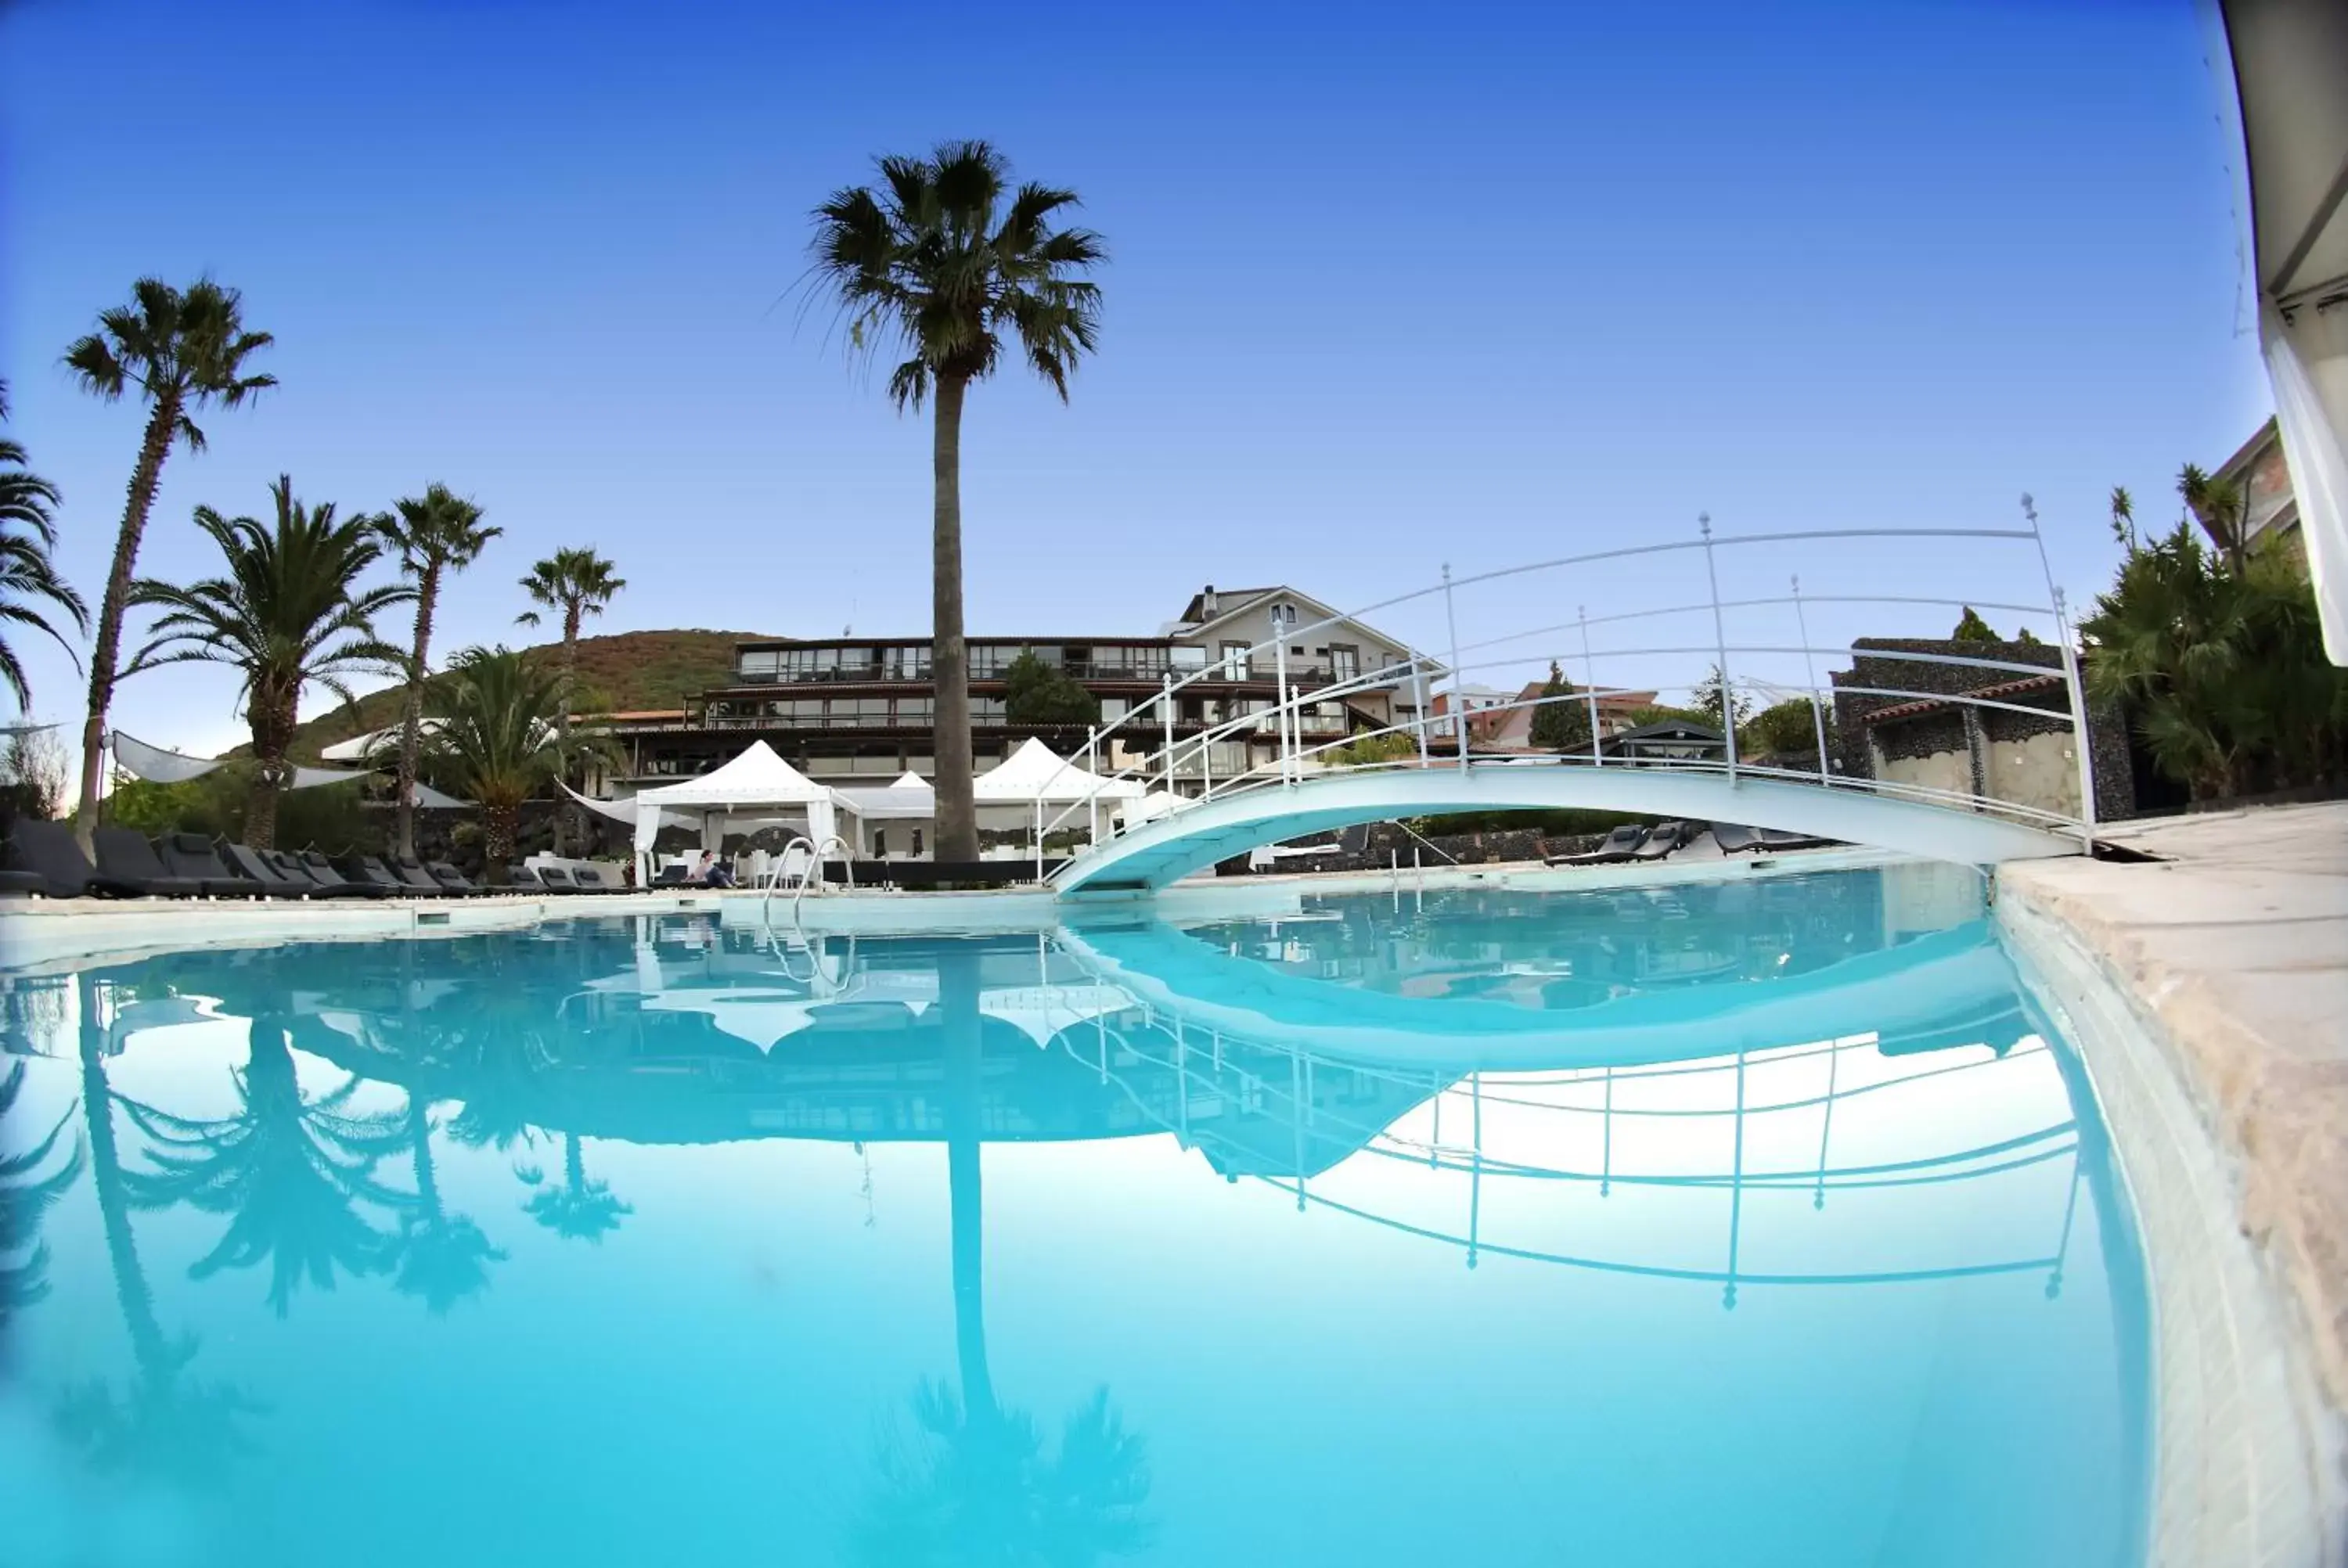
[1219,641,1249,681]
[738,649,780,682]
[873,829,888,857]
[912,828,924,856]
[1329,645,1360,682]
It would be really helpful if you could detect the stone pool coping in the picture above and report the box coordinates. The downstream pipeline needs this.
[1997,800,2348,1566]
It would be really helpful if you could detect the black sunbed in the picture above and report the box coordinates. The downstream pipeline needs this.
[1629,822,1691,861]
[292,850,387,897]
[1546,825,1648,866]
[221,843,319,897]
[0,854,47,896]
[1757,828,1838,851]
[504,864,546,891]
[1709,824,1764,854]
[573,867,623,894]
[535,865,582,894]
[387,853,454,897]
[92,829,207,898]
[426,860,484,895]
[157,833,267,897]
[653,863,690,886]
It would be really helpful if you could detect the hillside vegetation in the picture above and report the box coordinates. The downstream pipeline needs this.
[279,628,776,763]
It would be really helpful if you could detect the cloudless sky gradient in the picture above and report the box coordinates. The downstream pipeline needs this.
[0,0,2270,765]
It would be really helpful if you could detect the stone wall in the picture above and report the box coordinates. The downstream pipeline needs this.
[1832,638,2134,822]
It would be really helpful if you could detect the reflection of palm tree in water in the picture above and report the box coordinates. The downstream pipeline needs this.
[54,984,258,1477]
[854,948,1153,1565]
[0,1059,82,1336]
[391,1092,506,1312]
[523,1131,630,1243]
[121,1015,411,1316]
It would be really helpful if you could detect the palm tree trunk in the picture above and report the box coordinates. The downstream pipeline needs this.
[76,393,181,853]
[931,373,977,863]
[939,947,996,1420]
[396,568,441,861]
[246,688,297,850]
[484,800,517,874]
[81,1000,172,1381]
[552,613,578,856]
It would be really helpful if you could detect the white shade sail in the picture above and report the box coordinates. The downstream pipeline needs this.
[111,731,372,790]
[972,737,1145,805]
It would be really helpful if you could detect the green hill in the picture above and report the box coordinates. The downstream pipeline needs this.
[283,628,776,764]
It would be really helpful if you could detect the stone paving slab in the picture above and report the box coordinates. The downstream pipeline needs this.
[2000,801,2348,1423]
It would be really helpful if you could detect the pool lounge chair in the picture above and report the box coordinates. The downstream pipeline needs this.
[387,853,457,897]
[92,829,207,898]
[503,864,546,891]
[573,866,624,894]
[1546,825,1648,866]
[1629,822,1693,861]
[1757,828,1838,851]
[290,850,387,897]
[221,843,320,897]
[535,865,582,894]
[1709,823,1764,854]
[330,853,410,895]
[155,833,267,897]
[653,863,690,886]
[426,860,484,896]
[9,821,137,897]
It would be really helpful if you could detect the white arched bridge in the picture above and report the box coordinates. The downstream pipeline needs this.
[1025,516,2100,900]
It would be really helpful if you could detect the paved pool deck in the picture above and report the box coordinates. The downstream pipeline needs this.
[1998,801,2347,1566]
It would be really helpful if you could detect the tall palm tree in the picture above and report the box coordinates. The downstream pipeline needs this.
[63,278,275,848]
[118,1015,412,1317]
[522,1131,630,1243]
[0,379,89,712]
[376,486,499,859]
[390,1092,505,1314]
[809,141,1106,861]
[123,476,412,848]
[516,547,625,854]
[2177,462,2251,576]
[56,979,259,1478]
[853,948,1151,1563]
[0,1059,84,1335]
[419,645,568,876]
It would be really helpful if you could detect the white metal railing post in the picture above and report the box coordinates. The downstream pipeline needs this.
[1700,513,1739,782]
[1578,604,1602,766]
[2024,493,2098,851]
[1442,564,1468,772]
[1792,574,1831,785]
[1410,648,1433,768]
[1272,609,1294,786]
[1201,728,1213,797]
[1160,673,1175,794]
[2054,585,2099,851]
[1033,798,1044,883]
[1086,725,1100,845]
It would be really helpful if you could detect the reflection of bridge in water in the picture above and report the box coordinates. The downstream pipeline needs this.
[41,899,2127,1304]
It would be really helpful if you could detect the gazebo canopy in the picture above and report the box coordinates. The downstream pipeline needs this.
[973,738,1145,804]
[629,741,836,858]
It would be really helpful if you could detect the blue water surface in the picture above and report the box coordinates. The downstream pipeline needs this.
[0,864,2148,1566]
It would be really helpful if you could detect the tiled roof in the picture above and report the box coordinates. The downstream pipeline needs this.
[1858,672,2063,725]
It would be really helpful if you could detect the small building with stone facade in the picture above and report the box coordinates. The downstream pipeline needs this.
[1831,639,2134,824]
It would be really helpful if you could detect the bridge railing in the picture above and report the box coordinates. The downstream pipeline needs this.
[1034,507,2094,872]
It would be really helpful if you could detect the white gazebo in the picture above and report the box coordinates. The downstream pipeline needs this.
[829,777,936,858]
[973,737,1146,869]
[627,741,837,876]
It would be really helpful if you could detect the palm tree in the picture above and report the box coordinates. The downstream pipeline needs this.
[516,547,625,854]
[521,1131,630,1243]
[123,476,412,847]
[419,646,568,876]
[0,1059,84,1334]
[0,380,89,712]
[2177,462,2251,576]
[390,1092,505,1314]
[376,486,499,858]
[56,980,259,1478]
[118,1015,412,1317]
[809,141,1106,861]
[853,948,1151,1563]
[63,278,275,848]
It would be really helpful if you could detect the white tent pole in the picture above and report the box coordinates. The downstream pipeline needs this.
[1033,797,1043,882]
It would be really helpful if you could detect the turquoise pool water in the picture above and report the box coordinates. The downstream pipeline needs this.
[1,865,2148,1566]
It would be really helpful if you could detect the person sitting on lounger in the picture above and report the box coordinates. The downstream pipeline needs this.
[694,851,735,888]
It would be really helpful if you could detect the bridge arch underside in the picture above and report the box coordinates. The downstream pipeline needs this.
[1052,768,2080,896]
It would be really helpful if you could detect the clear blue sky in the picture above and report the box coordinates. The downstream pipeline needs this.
[0,0,2269,762]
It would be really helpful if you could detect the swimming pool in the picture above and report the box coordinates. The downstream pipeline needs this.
[1,864,2148,1566]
